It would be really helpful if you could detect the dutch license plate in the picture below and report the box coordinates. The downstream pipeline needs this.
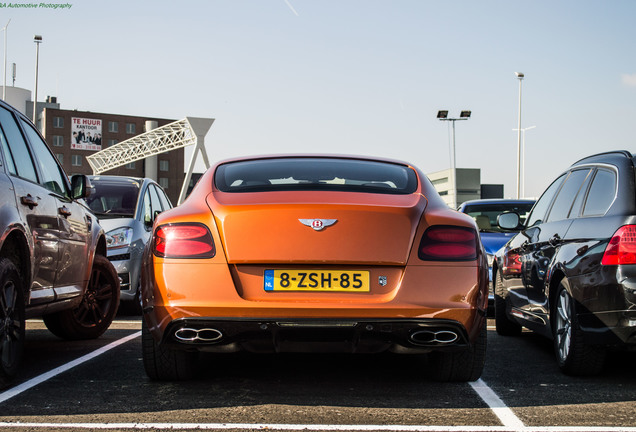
[264,270,370,292]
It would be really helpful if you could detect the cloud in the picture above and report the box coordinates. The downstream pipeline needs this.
[621,73,636,87]
[283,0,299,16]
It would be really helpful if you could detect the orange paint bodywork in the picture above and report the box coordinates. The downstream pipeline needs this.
[141,155,489,352]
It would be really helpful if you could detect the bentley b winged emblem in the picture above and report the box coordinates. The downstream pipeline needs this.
[299,219,337,231]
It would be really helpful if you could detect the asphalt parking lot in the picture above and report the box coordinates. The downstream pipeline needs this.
[1,317,635,432]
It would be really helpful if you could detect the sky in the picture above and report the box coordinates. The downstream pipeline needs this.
[1,0,635,199]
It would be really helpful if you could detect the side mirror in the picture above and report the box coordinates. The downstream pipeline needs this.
[498,212,520,230]
[70,174,91,199]
[144,210,162,229]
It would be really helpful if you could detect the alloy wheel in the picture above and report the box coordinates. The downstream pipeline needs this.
[73,265,114,328]
[555,288,572,362]
[0,279,21,370]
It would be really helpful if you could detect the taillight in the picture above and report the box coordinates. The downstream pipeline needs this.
[502,250,522,275]
[418,225,478,261]
[153,223,215,259]
[601,225,636,265]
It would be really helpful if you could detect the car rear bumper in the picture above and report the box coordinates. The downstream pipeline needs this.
[153,317,477,354]
[571,267,636,346]
[578,311,636,346]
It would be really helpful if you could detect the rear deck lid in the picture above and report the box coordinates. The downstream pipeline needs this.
[207,157,426,265]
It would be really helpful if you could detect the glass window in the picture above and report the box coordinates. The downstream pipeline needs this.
[86,179,140,217]
[142,189,152,225]
[155,184,173,210]
[126,123,136,134]
[56,153,64,164]
[108,121,118,133]
[52,135,64,147]
[108,139,118,147]
[159,177,169,189]
[126,161,135,169]
[53,117,64,128]
[546,169,591,222]
[160,160,169,171]
[20,118,68,197]
[431,177,448,186]
[149,184,164,216]
[526,174,566,227]
[215,158,419,194]
[568,170,594,219]
[583,169,617,216]
[0,107,38,182]
[71,155,82,166]
[0,125,17,176]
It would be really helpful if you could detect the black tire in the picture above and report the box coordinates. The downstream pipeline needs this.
[129,278,143,315]
[43,254,120,340]
[0,258,25,389]
[552,279,605,376]
[494,270,522,336]
[142,317,197,381]
[430,319,487,382]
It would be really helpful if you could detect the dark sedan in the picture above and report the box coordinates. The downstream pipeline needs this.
[493,150,636,375]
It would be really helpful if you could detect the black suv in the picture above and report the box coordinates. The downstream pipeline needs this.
[0,99,119,388]
[493,150,636,376]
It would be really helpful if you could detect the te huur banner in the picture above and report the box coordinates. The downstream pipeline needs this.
[71,117,102,151]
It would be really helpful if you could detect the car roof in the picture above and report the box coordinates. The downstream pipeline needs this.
[571,150,634,167]
[460,198,536,206]
[88,175,144,182]
[88,175,153,186]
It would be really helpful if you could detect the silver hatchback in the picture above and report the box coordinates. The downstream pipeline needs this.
[86,176,172,311]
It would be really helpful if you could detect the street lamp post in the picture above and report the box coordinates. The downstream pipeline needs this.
[515,72,524,199]
[437,110,471,208]
[33,35,42,125]
[2,19,10,101]
[512,125,536,198]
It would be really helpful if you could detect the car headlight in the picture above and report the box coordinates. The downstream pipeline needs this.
[106,227,133,249]
[487,253,494,266]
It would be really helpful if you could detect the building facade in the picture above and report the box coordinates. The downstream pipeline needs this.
[427,168,503,208]
[41,107,185,205]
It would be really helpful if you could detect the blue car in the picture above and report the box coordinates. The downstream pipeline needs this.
[457,199,535,304]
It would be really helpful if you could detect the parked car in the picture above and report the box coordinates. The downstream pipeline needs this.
[0,99,119,389]
[141,155,489,382]
[458,199,535,305]
[493,150,636,375]
[86,175,172,311]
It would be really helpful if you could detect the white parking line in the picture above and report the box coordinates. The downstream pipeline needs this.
[2,336,636,432]
[470,378,525,430]
[0,331,141,404]
[0,423,636,431]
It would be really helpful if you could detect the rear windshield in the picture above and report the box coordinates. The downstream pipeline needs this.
[214,158,418,194]
[86,180,140,218]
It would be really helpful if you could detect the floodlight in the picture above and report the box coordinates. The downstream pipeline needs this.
[437,110,448,119]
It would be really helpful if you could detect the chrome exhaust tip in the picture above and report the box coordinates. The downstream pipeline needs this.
[174,327,223,343]
[410,330,458,345]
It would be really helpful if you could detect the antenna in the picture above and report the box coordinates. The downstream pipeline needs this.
[12,63,15,86]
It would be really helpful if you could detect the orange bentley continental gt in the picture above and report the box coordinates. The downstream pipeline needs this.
[140,155,489,382]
